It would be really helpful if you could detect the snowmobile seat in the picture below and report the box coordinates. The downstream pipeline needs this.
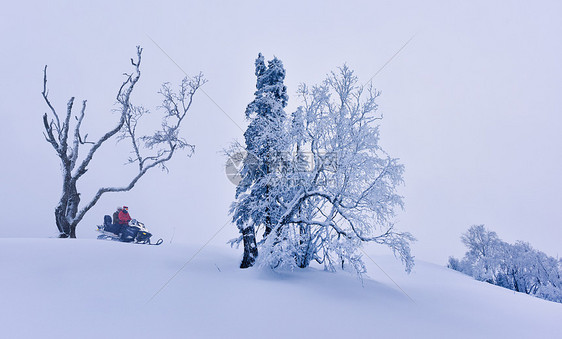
[104,215,112,227]
[103,215,122,235]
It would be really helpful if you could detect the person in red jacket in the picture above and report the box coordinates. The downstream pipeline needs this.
[118,206,132,225]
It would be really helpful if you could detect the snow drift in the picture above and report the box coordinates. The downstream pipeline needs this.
[1,238,560,338]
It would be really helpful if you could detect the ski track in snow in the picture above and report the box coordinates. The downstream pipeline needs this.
[0,238,560,338]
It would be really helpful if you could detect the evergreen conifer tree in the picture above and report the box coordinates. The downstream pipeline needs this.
[231,53,289,268]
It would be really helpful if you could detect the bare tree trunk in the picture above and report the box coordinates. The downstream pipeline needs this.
[54,204,69,237]
[54,179,80,238]
[240,225,258,268]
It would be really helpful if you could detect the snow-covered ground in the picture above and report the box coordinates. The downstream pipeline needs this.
[1,238,560,338]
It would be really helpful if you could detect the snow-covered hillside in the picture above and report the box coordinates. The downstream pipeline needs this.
[1,238,560,338]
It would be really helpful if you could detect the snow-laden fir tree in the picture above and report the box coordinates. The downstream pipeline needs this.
[257,65,415,273]
[230,53,289,268]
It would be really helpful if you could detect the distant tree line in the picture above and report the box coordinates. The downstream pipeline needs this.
[449,225,562,303]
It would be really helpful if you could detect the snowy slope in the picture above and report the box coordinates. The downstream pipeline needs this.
[1,238,560,338]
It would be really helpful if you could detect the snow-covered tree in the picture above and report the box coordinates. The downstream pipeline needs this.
[229,60,414,273]
[230,53,289,268]
[42,46,205,238]
[460,225,502,282]
[449,225,562,303]
[257,65,415,273]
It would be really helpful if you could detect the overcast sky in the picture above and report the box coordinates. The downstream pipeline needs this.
[1,0,560,264]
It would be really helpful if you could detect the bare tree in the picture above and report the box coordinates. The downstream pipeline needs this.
[42,46,205,238]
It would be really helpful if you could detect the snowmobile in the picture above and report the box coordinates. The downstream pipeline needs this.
[97,215,163,245]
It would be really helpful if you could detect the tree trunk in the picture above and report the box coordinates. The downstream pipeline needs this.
[55,180,80,238]
[240,225,258,268]
[296,224,312,268]
[263,208,272,238]
[263,175,272,238]
[55,204,70,237]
